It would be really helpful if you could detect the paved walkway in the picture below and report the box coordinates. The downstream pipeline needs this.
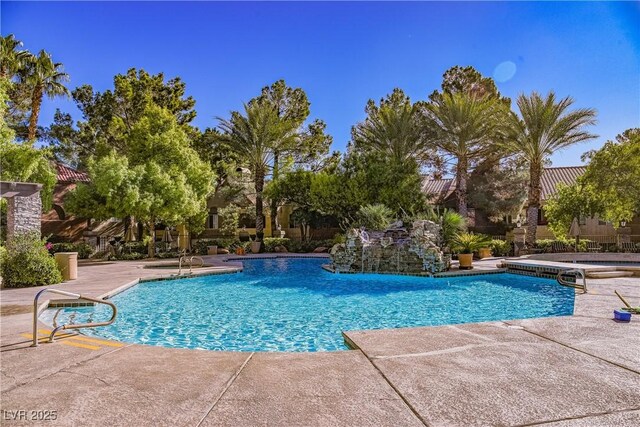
[1,256,639,426]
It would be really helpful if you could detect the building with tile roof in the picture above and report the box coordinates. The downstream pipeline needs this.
[423,166,587,205]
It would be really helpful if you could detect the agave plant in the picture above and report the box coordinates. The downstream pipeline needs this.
[451,232,492,254]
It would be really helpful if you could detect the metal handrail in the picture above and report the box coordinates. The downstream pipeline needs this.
[189,256,204,273]
[557,269,587,293]
[178,255,204,274]
[32,289,117,347]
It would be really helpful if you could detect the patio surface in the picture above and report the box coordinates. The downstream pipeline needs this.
[1,255,639,426]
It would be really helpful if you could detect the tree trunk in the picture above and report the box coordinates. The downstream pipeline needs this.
[28,85,43,142]
[137,221,144,241]
[455,156,469,219]
[269,152,279,237]
[255,168,265,242]
[526,163,543,247]
[148,220,156,258]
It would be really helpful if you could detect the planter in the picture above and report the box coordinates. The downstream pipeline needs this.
[478,247,492,259]
[458,253,473,270]
[207,245,218,256]
[235,247,245,256]
[250,241,261,254]
[54,252,78,281]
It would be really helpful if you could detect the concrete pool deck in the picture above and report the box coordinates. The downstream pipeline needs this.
[1,256,639,426]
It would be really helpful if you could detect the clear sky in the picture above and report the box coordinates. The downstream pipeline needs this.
[2,1,639,167]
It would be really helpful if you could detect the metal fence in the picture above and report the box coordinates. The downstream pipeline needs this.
[578,235,640,245]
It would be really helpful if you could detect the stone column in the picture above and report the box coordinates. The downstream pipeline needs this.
[617,226,631,245]
[512,227,527,256]
[6,192,42,242]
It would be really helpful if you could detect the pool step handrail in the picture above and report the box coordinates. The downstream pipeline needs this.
[178,255,204,274]
[556,269,587,293]
[32,289,117,347]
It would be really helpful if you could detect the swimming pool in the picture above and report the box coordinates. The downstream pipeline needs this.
[44,258,575,352]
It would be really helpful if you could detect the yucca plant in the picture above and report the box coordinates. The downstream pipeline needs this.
[424,207,467,249]
[451,232,492,254]
[356,203,394,230]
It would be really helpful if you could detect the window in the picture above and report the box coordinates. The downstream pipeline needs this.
[207,208,218,229]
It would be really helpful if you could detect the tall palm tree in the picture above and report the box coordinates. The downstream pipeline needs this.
[504,92,597,246]
[216,101,297,241]
[23,50,70,141]
[0,34,31,79]
[352,89,431,166]
[424,92,508,219]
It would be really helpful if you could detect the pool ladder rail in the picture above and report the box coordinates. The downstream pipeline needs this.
[32,289,117,347]
[178,254,204,274]
[556,268,587,293]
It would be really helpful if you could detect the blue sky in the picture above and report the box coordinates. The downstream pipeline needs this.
[2,1,639,167]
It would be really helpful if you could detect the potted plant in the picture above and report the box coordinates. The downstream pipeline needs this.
[251,232,263,254]
[451,232,491,269]
[478,246,492,259]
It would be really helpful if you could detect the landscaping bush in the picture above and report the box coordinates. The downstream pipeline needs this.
[192,238,236,255]
[113,252,146,260]
[489,239,511,257]
[286,239,334,253]
[1,232,63,288]
[262,238,291,252]
[122,242,147,254]
[48,241,95,259]
[535,238,587,252]
[155,251,179,259]
[355,204,394,230]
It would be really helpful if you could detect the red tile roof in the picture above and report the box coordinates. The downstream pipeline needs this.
[422,177,455,203]
[56,163,90,183]
[422,166,587,203]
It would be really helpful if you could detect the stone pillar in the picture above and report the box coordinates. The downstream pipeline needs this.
[512,227,527,256]
[617,226,631,245]
[6,192,42,242]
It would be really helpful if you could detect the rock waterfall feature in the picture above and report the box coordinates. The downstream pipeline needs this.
[329,220,449,275]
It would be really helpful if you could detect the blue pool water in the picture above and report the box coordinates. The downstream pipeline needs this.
[44,258,574,352]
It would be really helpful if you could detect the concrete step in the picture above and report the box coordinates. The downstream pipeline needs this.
[586,270,635,279]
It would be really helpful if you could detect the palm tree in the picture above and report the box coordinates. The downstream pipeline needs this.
[504,92,597,246]
[0,34,31,79]
[216,101,297,241]
[23,50,70,141]
[424,92,508,219]
[352,89,431,166]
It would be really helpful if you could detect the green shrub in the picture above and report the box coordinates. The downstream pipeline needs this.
[489,239,511,257]
[192,238,237,255]
[262,238,291,252]
[451,232,492,254]
[285,239,334,253]
[2,232,63,288]
[535,238,586,252]
[122,242,147,254]
[355,204,394,230]
[49,241,94,259]
[155,251,179,259]
[332,233,346,245]
[113,252,145,260]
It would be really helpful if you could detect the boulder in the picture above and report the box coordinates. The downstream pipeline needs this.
[313,247,328,253]
[217,248,230,255]
[274,245,288,253]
